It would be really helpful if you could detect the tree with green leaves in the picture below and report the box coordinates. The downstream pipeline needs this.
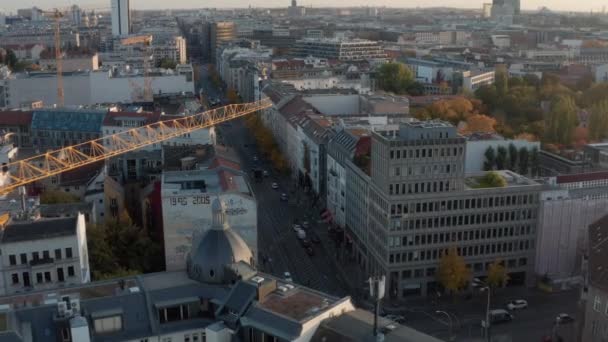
[508,143,518,171]
[546,95,578,145]
[487,260,510,289]
[437,247,471,295]
[158,58,177,69]
[496,146,508,170]
[376,62,414,95]
[530,147,539,177]
[477,171,507,188]
[518,147,530,175]
[5,49,17,70]
[484,146,495,171]
[589,100,608,141]
[40,190,80,204]
[495,66,509,96]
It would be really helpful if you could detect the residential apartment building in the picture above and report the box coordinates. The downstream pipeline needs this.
[581,214,608,342]
[153,36,188,65]
[292,38,387,62]
[0,214,89,296]
[0,111,32,147]
[30,109,105,150]
[462,70,496,92]
[366,121,541,297]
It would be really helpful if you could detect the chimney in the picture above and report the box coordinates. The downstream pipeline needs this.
[251,276,276,302]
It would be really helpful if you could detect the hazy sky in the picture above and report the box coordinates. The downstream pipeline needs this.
[3,0,608,13]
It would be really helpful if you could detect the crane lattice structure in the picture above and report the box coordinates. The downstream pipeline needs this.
[0,99,271,195]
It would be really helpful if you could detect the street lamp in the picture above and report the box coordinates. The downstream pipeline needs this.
[473,279,491,342]
[436,310,454,341]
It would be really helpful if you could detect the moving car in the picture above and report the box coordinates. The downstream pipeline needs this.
[297,229,306,240]
[271,182,279,189]
[300,239,311,248]
[306,246,314,256]
[280,193,288,201]
[507,299,528,310]
[489,309,513,324]
[284,272,293,282]
[263,170,269,177]
[293,224,302,232]
[302,221,310,229]
[310,234,321,244]
[556,313,575,324]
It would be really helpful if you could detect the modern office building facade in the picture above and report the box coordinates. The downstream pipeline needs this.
[292,38,387,61]
[111,0,131,37]
[364,121,541,297]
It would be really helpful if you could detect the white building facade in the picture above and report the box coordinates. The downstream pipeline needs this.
[0,214,90,296]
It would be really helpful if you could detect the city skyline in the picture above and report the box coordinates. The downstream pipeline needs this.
[2,0,608,13]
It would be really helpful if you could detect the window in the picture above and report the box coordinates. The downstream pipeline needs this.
[55,249,62,260]
[43,250,50,259]
[9,255,16,266]
[44,272,51,282]
[68,266,75,277]
[94,315,123,334]
[65,248,73,258]
[20,253,27,264]
[36,272,43,284]
[11,273,18,284]
[595,296,602,312]
[32,252,39,261]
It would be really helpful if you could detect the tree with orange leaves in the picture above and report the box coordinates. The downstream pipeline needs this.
[460,114,497,134]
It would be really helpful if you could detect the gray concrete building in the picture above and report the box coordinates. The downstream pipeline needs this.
[363,120,541,298]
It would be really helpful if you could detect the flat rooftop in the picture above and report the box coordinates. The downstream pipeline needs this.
[258,287,336,322]
[465,170,539,190]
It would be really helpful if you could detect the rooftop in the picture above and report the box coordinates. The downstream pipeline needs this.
[0,111,33,126]
[465,170,539,190]
[1,217,77,244]
[258,287,336,322]
[31,109,107,133]
[103,111,162,126]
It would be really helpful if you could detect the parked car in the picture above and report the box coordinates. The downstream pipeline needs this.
[300,239,311,248]
[310,234,321,244]
[306,246,314,256]
[284,272,293,282]
[385,314,406,324]
[271,182,279,189]
[253,155,259,162]
[489,309,513,324]
[280,193,288,201]
[556,313,574,324]
[507,299,528,310]
[302,221,310,229]
[263,170,269,177]
[293,224,302,232]
[297,230,307,240]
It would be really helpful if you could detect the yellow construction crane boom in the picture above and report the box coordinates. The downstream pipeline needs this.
[0,99,271,195]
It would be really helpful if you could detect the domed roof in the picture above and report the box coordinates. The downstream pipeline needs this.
[187,197,253,284]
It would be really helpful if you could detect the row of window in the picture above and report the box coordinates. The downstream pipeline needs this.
[389,146,464,160]
[392,163,460,178]
[8,248,72,266]
[389,194,537,216]
[398,258,527,280]
[389,180,457,195]
[11,266,75,286]
[388,225,534,248]
[389,210,535,232]
[388,241,533,265]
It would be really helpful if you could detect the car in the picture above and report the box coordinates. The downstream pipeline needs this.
[556,313,575,324]
[310,235,321,244]
[302,221,310,229]
[271,182,279,189]
[284,272,293,282]
[253,155,259,162]
[300,239,311,248]
[488,309,513,324]
[385,314,406,324]
[293,224,302,232]
[506,299,528,310]
[263,170,269,177]
[306,246,314,256]
[280,193,288,201]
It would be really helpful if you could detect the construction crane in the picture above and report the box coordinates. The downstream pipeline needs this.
[42,9,65,107]
[121,35,154,102]
[0,99,272,195]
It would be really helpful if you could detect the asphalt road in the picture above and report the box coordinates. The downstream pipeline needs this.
[218,119,347,297]
[396,287,580,341]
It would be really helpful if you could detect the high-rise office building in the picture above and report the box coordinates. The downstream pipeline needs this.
[70,5,81,26]
[359,121,541,298]
[492,0,520,15]
[201,21,236,63]
[111,0,131,37]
